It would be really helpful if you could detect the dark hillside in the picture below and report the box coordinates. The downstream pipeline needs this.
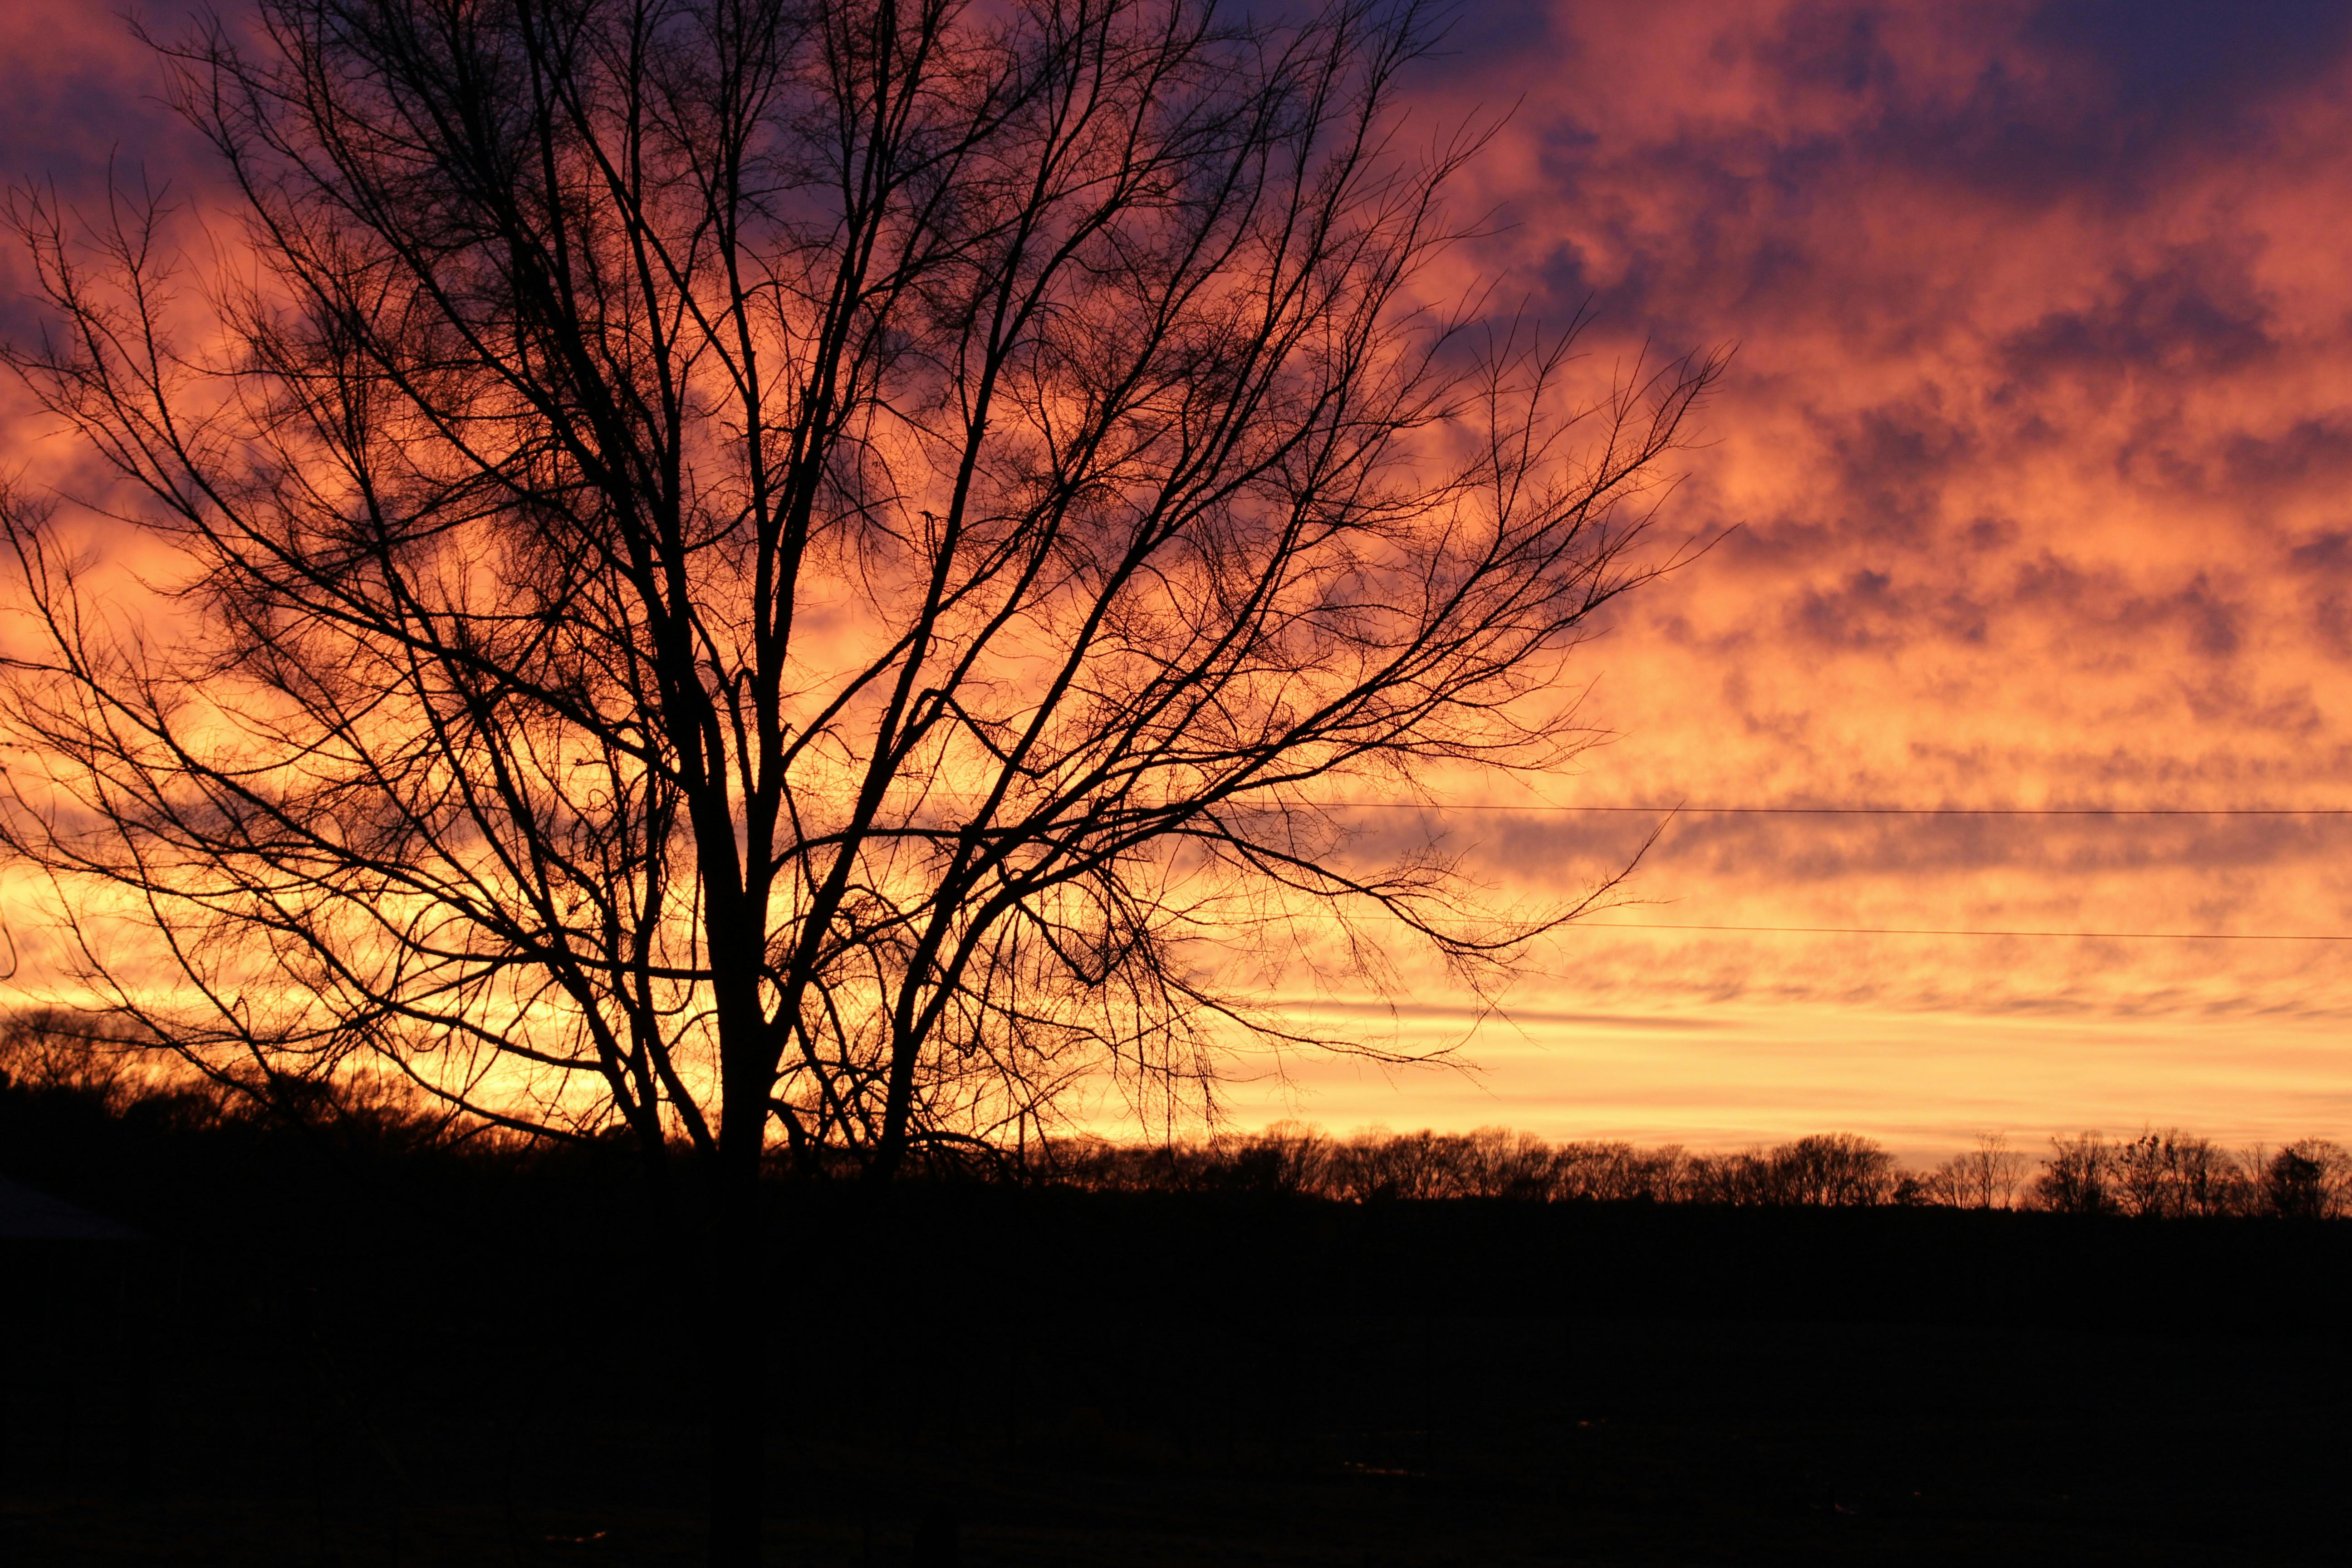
[3,1084,2348,1565]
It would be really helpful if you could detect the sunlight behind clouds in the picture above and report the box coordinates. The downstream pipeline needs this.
[1228,0,2352,1145]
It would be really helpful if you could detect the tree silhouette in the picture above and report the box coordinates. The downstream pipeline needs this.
[2262,1139,2348,1220]
[1767,1131,1894,1206]
[1926,1131,2028,1210]
[0,0,1717,1557]
[2030,1132,2114,1215]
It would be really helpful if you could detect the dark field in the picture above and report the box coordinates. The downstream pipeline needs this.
[5,1093,2349,1565]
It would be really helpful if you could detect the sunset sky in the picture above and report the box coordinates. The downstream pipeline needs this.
[7,0,2352,1159]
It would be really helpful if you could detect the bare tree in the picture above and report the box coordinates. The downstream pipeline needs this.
[0,0,1717,1556]
[0,1006,175,1105]
[1670,1135,1895,1207]
[1926,1131,2028,1210]
[1551,1138,1684,1202]
[2029,1132,2114,1215]
[2102,1127,2238,1219]
[1768,1131,1894,1206]
[1455,1124,1555,1199]
[1679,1146,1774,1205]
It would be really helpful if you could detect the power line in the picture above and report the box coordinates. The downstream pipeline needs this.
[1298,800,2352,941]
[1320,802,2352,939]
[1578,921,2352,942]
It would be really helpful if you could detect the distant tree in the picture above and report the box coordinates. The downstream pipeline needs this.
[1924,1132,2029,1210]
[1551,1139,1683,1202]
[1678,1147,1769,1205]
[2261,1140,2349,1220]
[1916,1157,1959,1207]
[2264,1145,2326,1220]
[2174,1134,2240,1217]
[0,3,1720,1558]
[2112,1130,2176,1218]
[1221,1122,1337,1197]
[2030,1132,2114,1215]
[0,1006,175,1106]
[1326,1127,1437,1201]
[1675,1135,1895,1207]
[2103,1128,2240,1220]
[1475,1127,1558,1198]
[1769,1132,1894,1206]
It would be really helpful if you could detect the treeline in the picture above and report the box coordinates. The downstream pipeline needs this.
[5,1007,2348,1219]
[0,1006,467,1152]
[1046,1124,2352,1218]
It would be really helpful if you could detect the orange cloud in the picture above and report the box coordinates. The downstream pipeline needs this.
[1248,1,2352,1145]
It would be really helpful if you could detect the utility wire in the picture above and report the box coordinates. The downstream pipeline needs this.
[1311,803,2352,940]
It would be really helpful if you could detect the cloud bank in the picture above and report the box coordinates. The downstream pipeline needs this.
[1358,1,2352,1036]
